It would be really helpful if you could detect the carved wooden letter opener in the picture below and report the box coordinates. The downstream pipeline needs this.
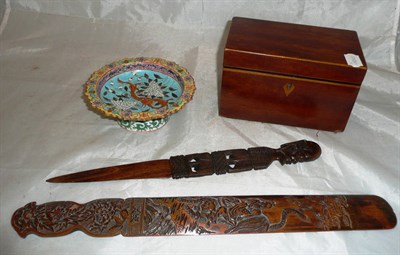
[12,195,396,238]
[46,140,321,183]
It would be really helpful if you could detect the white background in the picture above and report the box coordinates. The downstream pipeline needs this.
[1,0,399,254]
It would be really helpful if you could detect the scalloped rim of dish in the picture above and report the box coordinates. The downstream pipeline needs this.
[85,57,196,121]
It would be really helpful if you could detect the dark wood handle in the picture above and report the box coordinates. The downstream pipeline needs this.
[12,195,396,238]
[170,140,321,179]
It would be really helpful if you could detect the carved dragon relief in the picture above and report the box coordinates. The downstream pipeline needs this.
[142,196,353,235]
[12,195,355,238]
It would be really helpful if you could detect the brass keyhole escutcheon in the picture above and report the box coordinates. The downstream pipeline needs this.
[283,83,295,96]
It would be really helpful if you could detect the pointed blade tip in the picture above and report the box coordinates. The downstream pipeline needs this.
[46,177,70,183]
[46,177,58,183]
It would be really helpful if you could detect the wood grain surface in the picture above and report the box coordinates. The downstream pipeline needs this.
[12,195,396,238]
[220,17,367,131]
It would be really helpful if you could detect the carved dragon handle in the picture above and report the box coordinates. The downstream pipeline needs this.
[170,140,321,179]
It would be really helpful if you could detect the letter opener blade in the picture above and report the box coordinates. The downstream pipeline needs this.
[47,140,321,183]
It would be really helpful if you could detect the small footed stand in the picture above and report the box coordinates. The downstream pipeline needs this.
[118,117,170,132]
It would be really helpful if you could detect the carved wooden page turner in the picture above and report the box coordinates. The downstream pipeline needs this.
[46,140,321,183]
[12,195,396,238]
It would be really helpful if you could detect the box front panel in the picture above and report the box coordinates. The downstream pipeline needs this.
[219,68,360,132]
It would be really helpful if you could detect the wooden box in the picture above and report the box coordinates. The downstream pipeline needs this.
[219,17,367,132]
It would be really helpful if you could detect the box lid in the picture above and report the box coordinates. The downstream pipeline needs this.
[224,17,367,85]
